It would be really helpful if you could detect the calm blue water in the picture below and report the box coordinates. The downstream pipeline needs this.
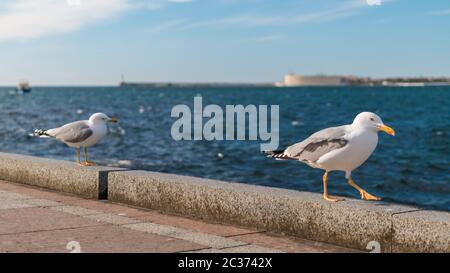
[0,86,448,211]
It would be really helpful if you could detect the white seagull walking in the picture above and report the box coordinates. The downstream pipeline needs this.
[34,113,118,166]
[264,112,395,202]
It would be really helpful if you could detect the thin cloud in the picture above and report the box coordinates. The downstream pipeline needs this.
[237,34,286,44]
[144,19,188,34]
[0,0,133,42]
[168,0,194,3]
[180,1,367,30]
[0,0,192,42]
[431,9,450,15]
[0,0,378,42]
[137,1,368,37]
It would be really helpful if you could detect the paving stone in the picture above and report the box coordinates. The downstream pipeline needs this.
[123,222,246,249]
[84,213,142,225]
[229,232,362,253]
[135,212,257,237]
[0,199,35,210]
[51,205,103,216]
[0,208,105,235]
[24,199,62,207]
[0,225,204,253]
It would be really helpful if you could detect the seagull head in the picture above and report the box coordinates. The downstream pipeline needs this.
[352,112,395,136]
[89,113,118,125]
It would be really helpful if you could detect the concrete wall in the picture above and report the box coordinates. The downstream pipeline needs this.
[0,152,123,199]
[108,171,449,253]
[0,152,448,252]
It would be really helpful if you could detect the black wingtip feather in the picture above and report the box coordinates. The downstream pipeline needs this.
[263,149,297,160]
[263,149,285,157]
[33,129,50,137]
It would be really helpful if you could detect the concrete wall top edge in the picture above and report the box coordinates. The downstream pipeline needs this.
[0,152,126,172]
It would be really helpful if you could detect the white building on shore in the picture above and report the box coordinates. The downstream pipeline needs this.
[275,74,345,87]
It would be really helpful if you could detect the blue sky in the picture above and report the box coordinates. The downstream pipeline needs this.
[0,0,450,85]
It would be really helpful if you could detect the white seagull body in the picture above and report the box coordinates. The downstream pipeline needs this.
[265,112,395,202]
[35,113,118,166]
[45,119,108,148]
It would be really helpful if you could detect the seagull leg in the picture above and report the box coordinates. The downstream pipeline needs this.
[323,172,344,202]
[76,148,83,166]
[83,147,96,166]
[348,177,381,201]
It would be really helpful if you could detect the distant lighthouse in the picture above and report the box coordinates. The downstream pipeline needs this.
[120,74,125,86]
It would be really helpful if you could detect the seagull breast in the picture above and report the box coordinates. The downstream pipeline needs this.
[82,122,108,147]
[317,127,378,173]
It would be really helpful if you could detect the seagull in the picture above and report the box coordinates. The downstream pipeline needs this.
[264,112,395,202]
[34,113,118,166]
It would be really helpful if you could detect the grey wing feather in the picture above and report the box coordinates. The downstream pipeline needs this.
[284,126,349,163]
[50,121,93,143]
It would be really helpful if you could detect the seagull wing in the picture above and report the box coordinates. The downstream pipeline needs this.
[47,120,93,144]
[279,126,349,165]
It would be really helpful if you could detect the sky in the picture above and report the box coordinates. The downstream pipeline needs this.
[0,0,450,85]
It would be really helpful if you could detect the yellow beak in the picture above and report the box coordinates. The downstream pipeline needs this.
[378,124,395,136]
[109,117,118,123]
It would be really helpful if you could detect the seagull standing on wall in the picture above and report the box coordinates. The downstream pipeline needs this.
[34,113,118,166]
[264,112,395,202]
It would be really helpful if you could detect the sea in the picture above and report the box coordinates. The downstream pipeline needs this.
[0,86,448,211]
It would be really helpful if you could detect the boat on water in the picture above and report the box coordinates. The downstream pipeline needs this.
[16,81,32,93]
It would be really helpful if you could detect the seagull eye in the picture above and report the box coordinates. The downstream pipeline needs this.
[370,117,375,121]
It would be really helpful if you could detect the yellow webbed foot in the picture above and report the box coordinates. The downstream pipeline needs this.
[323,194,345,202]
[78,161,96,166]
[83,161,97,166]
[348,178,381,201]
[360,191,381,201]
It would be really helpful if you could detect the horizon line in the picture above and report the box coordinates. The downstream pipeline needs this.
[1,74,450,87]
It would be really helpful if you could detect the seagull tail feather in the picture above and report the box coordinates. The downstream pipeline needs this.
[263,149,296,160]
[33,129,51,138]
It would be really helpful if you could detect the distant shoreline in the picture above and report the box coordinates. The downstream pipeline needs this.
[119,80,450,88]
[119,81,275,88]
[1,78,450,88]
[119,75,450,88]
